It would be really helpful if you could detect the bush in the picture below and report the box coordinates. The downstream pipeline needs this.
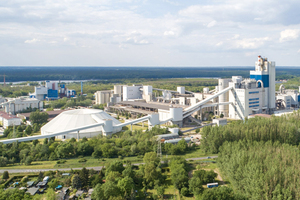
[56,160,67,164]
[78,158,87,163]
[181,187,189,196]
[21,176,29,183]
[2,171,9,180]
[25,156,32,166]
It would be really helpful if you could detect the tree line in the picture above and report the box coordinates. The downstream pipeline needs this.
[201,112,300,154]
[0,127,196,167]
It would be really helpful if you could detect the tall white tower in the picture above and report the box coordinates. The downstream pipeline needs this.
[250,56,276,112]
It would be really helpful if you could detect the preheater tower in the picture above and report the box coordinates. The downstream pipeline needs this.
[250,56,276,111]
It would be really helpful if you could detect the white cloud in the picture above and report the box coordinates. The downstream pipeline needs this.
[207,20,217,28]
[216,42,223,46]
[235,37,270,49]
[164,31,176,36]
[232,34,240,39]
[0,0,299,66]
[280,29,299,42]
[24,38,40,44]
[125,37,149,45]
[298,49,300,53]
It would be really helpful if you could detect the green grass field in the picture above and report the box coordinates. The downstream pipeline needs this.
[0,147,215,170]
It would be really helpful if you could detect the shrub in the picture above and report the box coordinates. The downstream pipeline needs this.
[78,158,87,163]
[56,160,67,164]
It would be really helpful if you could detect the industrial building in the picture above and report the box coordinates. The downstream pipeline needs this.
[29,81,77,100]
[0,111,21,128]
[0,97,43,115]
[108,56,289,122]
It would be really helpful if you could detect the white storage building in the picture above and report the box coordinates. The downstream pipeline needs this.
[41,109,122,139]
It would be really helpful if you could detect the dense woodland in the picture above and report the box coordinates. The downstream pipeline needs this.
[219,141,300,199]
[0,67,256,82]
[199,110,300,199]
[201,112,300,154]
[0,66,299,82]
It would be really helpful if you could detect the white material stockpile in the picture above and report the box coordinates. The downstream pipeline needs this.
[41,109,122,139]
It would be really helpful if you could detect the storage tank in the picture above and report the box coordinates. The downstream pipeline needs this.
[177,87,185,94]
[170,107,183,127]
[114,85,123,99]
[218,79,231,117]
[203,87,210,94]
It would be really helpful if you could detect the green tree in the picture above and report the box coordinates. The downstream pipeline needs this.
[101,143,116,158]
[2,171,9,180]
[201,186,240,200]
[181,187,189,196]
[25,156,32,165]
[105,161,125,177]
[91,174,102,188]
[29,111,48,124]
[79,167,89,188]
[43,188,57,200]
[43,138,48,145]
[117,176,134,198]
[33,124,40,133]
[101,181,122,200]
[32,139,38,146]
[143,152,163,188]
[72,174,82,189]
[24,125,32,135]
[92,184,104,200]
[0,157,8,167]
[48,179,59,189]
[177,139,188,153]
[189,176,204,196]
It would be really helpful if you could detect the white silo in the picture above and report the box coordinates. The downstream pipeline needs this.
[218,78,231,117]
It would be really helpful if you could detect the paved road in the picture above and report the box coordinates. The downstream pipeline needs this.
[0,156,218,174]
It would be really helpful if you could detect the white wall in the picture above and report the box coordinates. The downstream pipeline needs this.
[123,86,142,101]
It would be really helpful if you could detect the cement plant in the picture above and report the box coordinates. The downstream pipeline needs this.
[1,56,300,199]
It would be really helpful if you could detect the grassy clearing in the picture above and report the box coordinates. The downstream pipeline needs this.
[0,147,215,170]
[0,156,144,170]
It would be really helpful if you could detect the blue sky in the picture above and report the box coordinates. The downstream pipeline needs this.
[0,0,299,66]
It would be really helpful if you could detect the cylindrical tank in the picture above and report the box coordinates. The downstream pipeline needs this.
[170,107,183,122]
[148,113,159,127]
[114,85,122,96]
[203,87,210,94]
[102,119,113,136]
[218,79,231,117]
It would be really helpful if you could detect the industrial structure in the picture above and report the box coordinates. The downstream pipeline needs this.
[2,56,300,144]
[0,97,43,115]
[104,56,290,121]
[41,109,122,139]
[29,81,76,100]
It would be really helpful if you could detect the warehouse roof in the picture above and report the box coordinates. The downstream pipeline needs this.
[0,111,19,120]
[118,101,186,111]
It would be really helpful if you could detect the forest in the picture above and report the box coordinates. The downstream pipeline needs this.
[199,110,300,199]
[0,66,299,82]
[200,112,300,154]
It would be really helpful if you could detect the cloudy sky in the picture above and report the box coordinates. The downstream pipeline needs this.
[1,0,300,66]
